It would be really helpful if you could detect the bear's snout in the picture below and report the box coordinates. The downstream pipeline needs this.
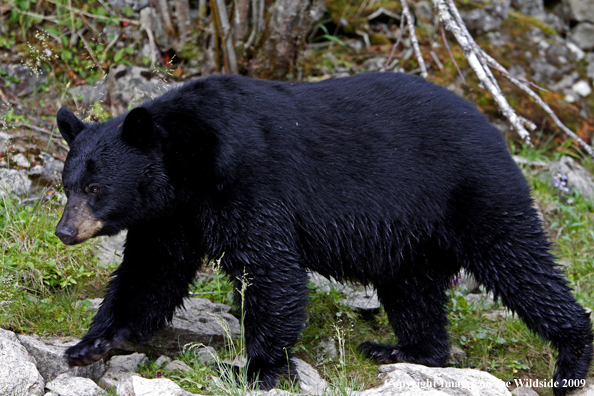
[55,224,78,245]
[56,195,105,245]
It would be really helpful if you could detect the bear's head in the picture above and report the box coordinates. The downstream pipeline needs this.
[55,107,171,245]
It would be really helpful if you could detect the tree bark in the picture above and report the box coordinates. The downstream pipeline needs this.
[248,0,316,79]
[174,0,192,49]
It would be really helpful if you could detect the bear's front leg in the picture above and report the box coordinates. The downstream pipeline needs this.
[65,221,203,366]
[224,249,308,390]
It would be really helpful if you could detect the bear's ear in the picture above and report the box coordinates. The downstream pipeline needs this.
[57,107,85,145]
[121,107,155,149]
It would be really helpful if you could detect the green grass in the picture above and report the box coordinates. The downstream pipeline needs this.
[0,192,111,336]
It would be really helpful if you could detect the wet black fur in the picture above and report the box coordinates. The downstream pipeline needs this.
[56,73,592,395]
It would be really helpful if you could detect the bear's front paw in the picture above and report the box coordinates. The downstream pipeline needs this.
[65,333,125,366]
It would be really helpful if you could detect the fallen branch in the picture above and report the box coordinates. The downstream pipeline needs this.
[427,0,594,156]
[432,0,533,143]
[401,0,427,78]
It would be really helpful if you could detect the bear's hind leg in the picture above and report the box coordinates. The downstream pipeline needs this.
[358,249,459,367]
[461,213,593,396]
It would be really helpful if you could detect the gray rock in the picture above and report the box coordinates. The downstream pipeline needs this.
[464,293,494,308]
[97,231,127,266]
[573,80,592,96]
[484,309,513,320]
[309,272,380,311]
[0,64,49,97]
[40,154,64,187]
[364,363,511,395]
[461,1,510,35]
[78,297,104,311]
[0,131,12,152]
[119,298,240,356]
[549,156,594,200]
[106,0,149,11]
[515,0,544,16]
[68,81,108,106]
[17,334,106,382]
[164,360,193,372]
[12,153,30,168]
[412,1,434,23]
[293,358,328,396]
[140,8,172,50]
[98,369,139,390]
[45,373,105,396]
[566,0,594,24]
[570,382,594,395]
[109,353,149,372]
[117,376,198,396]
[106,65,181,117]
[155,355,172,368]
[0,168,31,197]
[570,22,594,50]
[315,337,338,365]
[191,346,218,365]
[548,71,579,92]
[265,390,294,396]
[98,354,147,390]
[450,345,467,366]
[0,328,45,396]
[512,386,539,396]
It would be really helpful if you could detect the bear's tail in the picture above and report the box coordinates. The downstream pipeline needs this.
[460,210,593,396]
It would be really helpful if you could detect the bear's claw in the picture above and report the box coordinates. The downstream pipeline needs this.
[65,335,124,366]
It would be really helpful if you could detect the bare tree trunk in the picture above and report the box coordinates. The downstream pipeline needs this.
[234,0,251,43]
[156,0,176,40]
[248,0,316,79]
[174,0,192,49]
[212,0,239,74]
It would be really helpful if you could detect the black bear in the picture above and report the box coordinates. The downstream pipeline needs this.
[55,73,592,395]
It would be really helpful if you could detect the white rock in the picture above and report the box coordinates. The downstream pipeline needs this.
[0,131,12,152]
[566,42,585,61]
[573,80,592,97]
[45,373,105,396]
[511,386,539,396]
[293,358,328,396]
[12,153,30,168]
[109,353,149,371]
[118,298,240,356]
[550,156,594,200]
[361,363,511,396]
[0,168,31,197]
[265,390,295,396]
[0,328,44,396]
[163,360,193,373]
[98,353,148,390]
[17,334,106,382]
[309,272,380,311]
[155,355,172,368]
[117,376,198,396]
[570,382,594,396]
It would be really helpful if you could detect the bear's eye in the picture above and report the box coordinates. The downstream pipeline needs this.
[86,185,100,195]
[64,186,69,193]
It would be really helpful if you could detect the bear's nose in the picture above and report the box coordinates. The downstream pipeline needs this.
[55,226,77,245]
